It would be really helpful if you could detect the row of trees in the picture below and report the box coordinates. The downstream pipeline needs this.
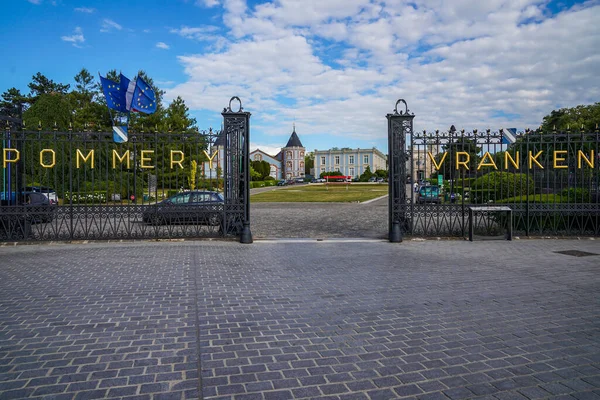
[0,69,198,132]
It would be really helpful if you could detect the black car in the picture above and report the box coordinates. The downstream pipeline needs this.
[142,191,224,226]
[0,192,57,240]
[21,192,57,223]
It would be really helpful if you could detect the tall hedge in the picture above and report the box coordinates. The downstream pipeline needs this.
[472,171,534,201]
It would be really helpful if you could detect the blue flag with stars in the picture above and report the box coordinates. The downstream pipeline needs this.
[131,76,157,114]
[99,75,127,112]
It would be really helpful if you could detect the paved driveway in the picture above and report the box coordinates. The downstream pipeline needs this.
[1,239,599,399]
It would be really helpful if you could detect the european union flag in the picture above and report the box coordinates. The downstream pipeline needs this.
[99,75,127,112]
[132,76,157,114]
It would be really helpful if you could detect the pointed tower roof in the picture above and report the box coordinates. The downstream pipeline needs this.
[285,124,304,148]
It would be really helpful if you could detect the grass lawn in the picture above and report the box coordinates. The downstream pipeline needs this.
[251,183,388,202]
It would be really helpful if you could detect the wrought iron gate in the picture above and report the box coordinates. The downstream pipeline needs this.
[0,97,252,243]
[388,99,600,240]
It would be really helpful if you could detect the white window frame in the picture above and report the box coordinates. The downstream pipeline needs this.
[349,155,354,164]
[335,155,340,165]
[321,156,326,166]
[363,155,369,164]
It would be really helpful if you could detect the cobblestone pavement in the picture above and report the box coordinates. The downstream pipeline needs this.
[1,239,599,400]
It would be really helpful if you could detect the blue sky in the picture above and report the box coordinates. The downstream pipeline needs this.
[1,0,599,156]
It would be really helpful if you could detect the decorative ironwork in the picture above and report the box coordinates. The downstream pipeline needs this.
[387,100,414,242]
[1,98,252,242]
[398,115,599,238]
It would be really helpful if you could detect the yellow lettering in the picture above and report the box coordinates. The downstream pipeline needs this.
[203,150,218,169]
[140,150,154,169]
[3,148,20,168]
[456,152,470,170]
[40,149,56,168]
[528,150,544,169]
[553,150,568,169]
[170,150,184,169]
[76,149,94,169]
[504,151,520,170]
[578,150,594,168]
[112,150,131,169]
[427,152,447,171]
[476,152,498,170]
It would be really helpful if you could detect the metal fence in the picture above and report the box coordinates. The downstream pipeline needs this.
[389,100,600,239]
[1,98,252,242]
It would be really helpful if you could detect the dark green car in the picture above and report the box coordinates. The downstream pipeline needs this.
[417,185,441,204]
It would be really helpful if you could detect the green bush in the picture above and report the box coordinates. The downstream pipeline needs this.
[264,176,275,181]
[472,172,534,201]
[560,187,591,203]
[497,194,566,203]
[250,181,266,188]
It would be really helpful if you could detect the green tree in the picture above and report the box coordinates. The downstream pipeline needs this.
[304,151,314,174]
[359,166,373,182]
[71,68,108,131]
[539,103,600,132]
[0,87,27,118]
[27,72,70,103]
[73,68,97,103]
[164,96,197,132]
[374,169,388,179]
[23,93,72,130]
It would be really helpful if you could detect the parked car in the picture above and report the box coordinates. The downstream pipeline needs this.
[417,185,441,204]
[24,186,58,204]
[0,192,57,228]
[368,177,377,182]
[142,191,224,226]
[277,180,287,186]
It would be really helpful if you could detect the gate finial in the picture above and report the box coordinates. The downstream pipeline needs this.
[224,96,243,113]
[393,99,411,115]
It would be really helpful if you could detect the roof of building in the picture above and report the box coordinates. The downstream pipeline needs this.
[285,125,304,148]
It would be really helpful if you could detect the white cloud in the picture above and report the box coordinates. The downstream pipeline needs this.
[61,27,85,47]
[100,18,122,32]
[27,0,42,4]
[196,0,220,6]
[156,42,170,50]
[74,7,95,13]
[170,25,221,41]
[169,1,600,150]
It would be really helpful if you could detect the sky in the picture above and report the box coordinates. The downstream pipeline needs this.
[1,0,599,156]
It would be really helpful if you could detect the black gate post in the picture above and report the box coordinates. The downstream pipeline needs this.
[222,97,252,243]
[387,99,414,242]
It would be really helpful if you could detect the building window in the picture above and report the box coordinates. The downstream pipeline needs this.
[300,151,304,158]
[349,155,354,164]
[349,167,354,177]
[300,161,304,170]
[286,161,292,169]
[335,156,340,165]
[363,155,369,164]
[320,156,325,166]
[286,151,292,159]
[254,154,262,161]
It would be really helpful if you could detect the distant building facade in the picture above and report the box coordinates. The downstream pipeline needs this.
[408,144,439,181]
[313,148,387,179]
[249,126,306,180]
